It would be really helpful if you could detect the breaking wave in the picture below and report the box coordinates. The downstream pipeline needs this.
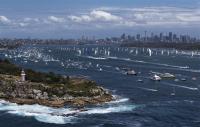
[0,97,136,124]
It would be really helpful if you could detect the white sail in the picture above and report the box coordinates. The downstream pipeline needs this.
[135,49,138,55]
[148,48,152,56]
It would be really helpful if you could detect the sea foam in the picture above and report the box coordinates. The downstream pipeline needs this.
[0,98,136,124]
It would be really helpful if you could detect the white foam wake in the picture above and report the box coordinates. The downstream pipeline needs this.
[0,98,136,124]
[162,82,199,91]
[137,87,158,92]
[80,55,107,60]
[82,105,136,115]
[106,56,189,69]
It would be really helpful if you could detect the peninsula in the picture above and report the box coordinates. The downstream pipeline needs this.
[0,59,113,108]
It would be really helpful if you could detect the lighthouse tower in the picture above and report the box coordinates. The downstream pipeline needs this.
[21,69,26,82]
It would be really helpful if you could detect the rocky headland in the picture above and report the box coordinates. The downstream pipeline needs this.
[0,59,113,108]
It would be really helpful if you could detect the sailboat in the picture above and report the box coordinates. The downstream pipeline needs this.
[135,49,138,55]
[147,48,152,56]
[130,50,134,53]
[161,50,164,55]
[175,50,178,55]
[94,48,98,55]
[77,49,82,55]
[107,50,110,56]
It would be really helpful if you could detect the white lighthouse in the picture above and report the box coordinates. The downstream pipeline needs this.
[21,69,26,82]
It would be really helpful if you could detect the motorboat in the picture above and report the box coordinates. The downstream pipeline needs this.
[126,70,137,75]
[181,78,186,81]
[150,74,161,81]
[137,79,143,83]
[192,77,197,80]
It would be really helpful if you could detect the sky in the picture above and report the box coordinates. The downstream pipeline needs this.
[0,0,200,39]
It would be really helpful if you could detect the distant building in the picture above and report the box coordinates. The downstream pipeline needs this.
[136,34,141,41]
[21,69,26,82]
[169,32,173,42]
[160,33,163,42]
[173,34,177,42]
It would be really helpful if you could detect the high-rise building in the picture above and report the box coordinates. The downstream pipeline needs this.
[173,34,177,42]
[136,34,141,41]
[160,33,163,41]
[169,32,173,42]
[144,31,147,42]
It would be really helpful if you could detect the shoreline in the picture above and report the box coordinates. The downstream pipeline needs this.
[3,94,113,108]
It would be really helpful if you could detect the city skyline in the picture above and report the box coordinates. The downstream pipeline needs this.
[0,0,200,38]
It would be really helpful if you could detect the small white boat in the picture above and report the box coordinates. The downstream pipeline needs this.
[137,79,143,83]
[151,74,161,81]
[181,78,186,81]
[160,73,175,78]
[126,70,137,75]
[115,67,120,71]
[192,77,197,80]
[99,68,103,71]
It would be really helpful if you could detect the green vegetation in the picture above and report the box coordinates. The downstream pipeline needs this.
[66,79,99,97]
[0,59,102,97]
[0,59,69,84]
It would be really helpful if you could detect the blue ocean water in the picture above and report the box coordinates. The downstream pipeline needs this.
[0,44,200,127]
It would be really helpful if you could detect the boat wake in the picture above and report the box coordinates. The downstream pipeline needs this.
[80,55,107,60]
[137,87,158,92]
[162,82,199,91]
[106,56,189,69]
[0,97,136,124]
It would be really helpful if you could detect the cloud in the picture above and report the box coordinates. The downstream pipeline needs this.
[97,6,200,26]
[48,16,65,23]
[0,16,11,24]
[90,10,122,22]
[24,17,39,22]
[66,6,200,29]
[68,15,92,22]
[68,10,122,23]
[0,6,200,32]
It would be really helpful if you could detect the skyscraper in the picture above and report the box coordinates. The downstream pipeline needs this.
[169,32,173,42]
[160,33,163,42]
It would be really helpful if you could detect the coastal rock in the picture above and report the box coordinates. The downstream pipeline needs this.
[0,74,113,108]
